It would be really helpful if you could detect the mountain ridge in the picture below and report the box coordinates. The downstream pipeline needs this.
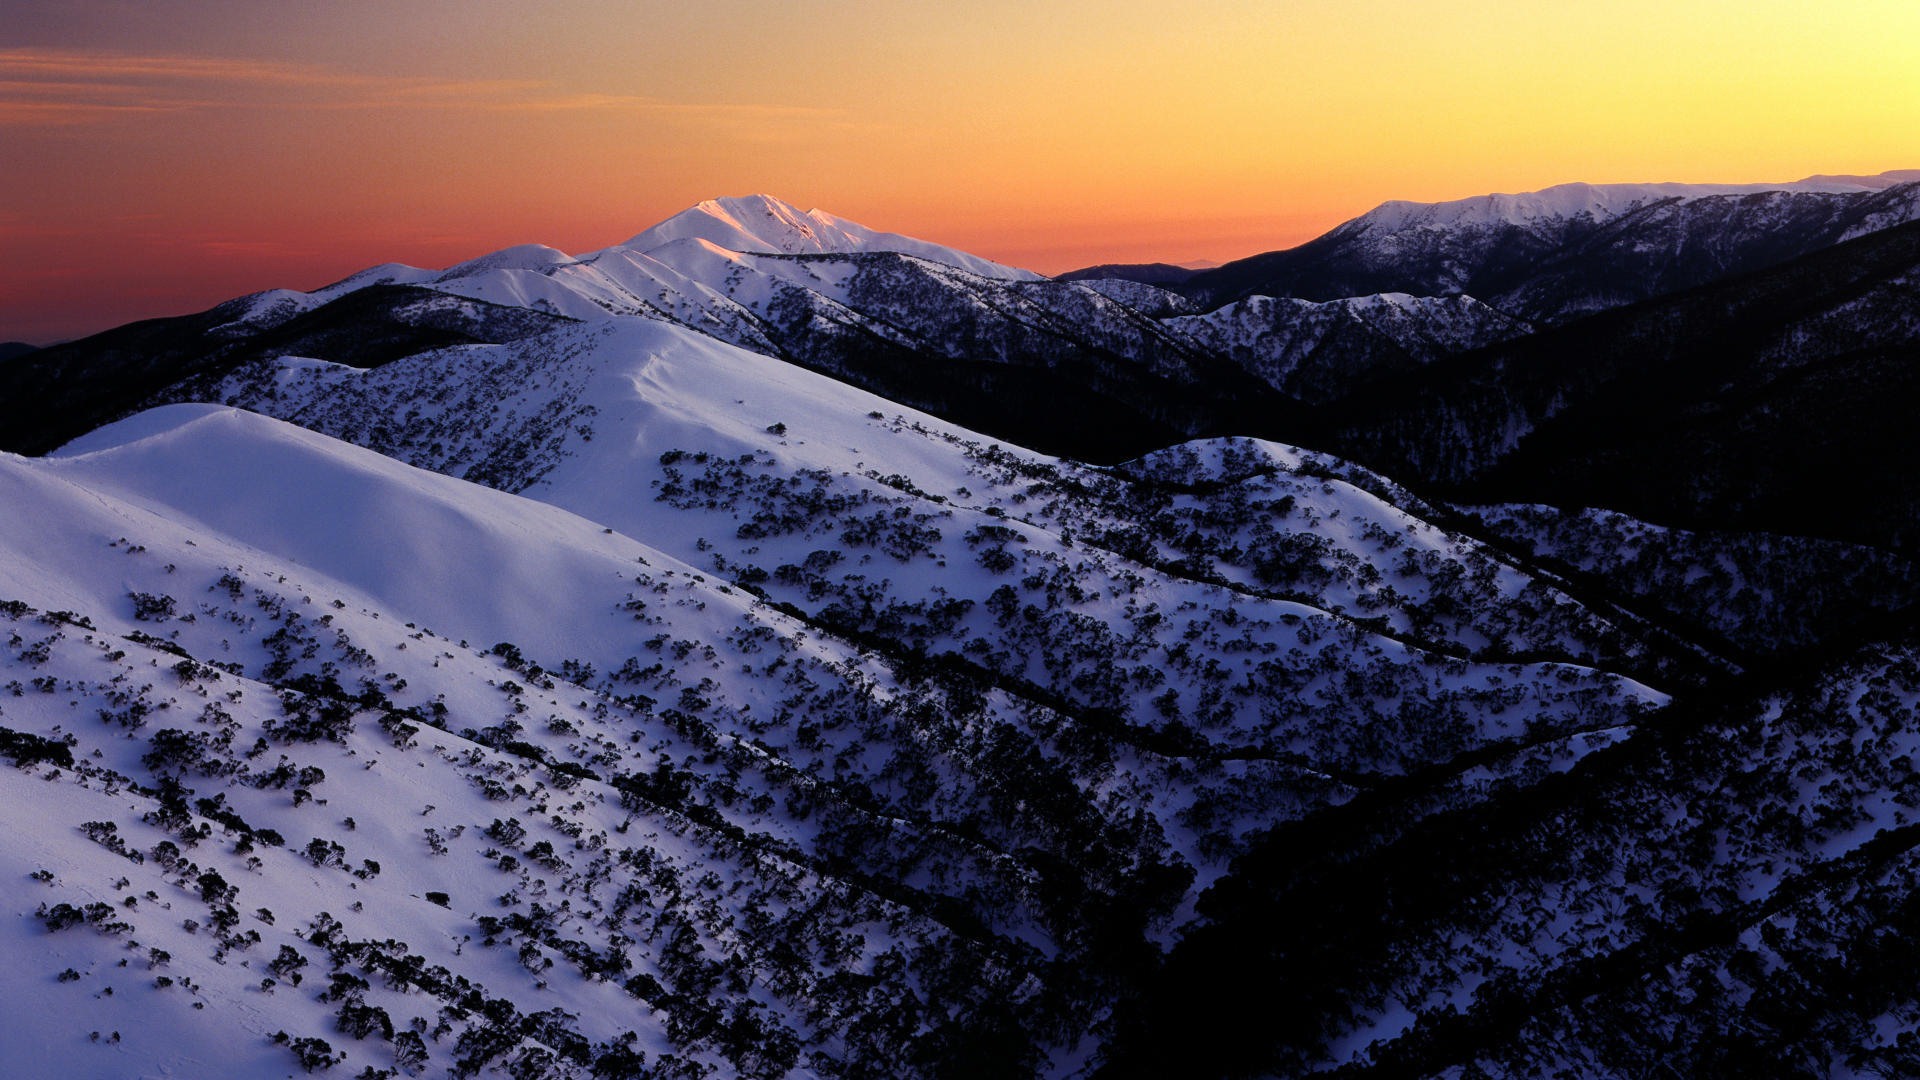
[1169,172,1920,315]
[9,168,1920,1078]
[0,303,1685,1076]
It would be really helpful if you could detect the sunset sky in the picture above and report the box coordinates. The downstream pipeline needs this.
[4,0,1916,344]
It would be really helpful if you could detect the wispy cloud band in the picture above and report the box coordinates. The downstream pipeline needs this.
[0,48,836,125]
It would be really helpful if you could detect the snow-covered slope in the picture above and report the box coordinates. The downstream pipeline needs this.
[15,170,1920,1079]
[1462,502,1920,655]
[1181,171,1920,318]
[35,174,1920,474]
[1164,292,1527,402]
[2,322,1669,1076]
[1323,214,1920,555]
[5,408,1088,1076]
[1112,630,1920,1076]
[149,317,1681,792]
[1492,183,1920,321]
[1351,176,1890,234]
[168,195,1312,462]
[171,316,1664,669]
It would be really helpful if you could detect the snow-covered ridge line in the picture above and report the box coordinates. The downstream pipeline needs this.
[1348,171,1918,233]
[218,193,1034,333]
[0,316,1667,1075]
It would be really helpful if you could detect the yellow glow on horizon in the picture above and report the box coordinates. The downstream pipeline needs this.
[2,0,1916,340]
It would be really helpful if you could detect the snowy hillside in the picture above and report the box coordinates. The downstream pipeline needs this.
[1163,293,1527,403]
[164,318,1672,734]
[1109,632,1920,1077]
[1176,171,1920,318]
[1322,214,1920,554]
[2,311,1675,1077]
[49,179,1901,467]
[9,169,1920,1078]
[130,196,1320,463]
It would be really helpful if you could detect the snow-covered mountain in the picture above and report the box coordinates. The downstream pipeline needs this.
[1171,171,1920,319]
[1322,215,1920,554]
[0,194,1519,462]
[1109,627,1920,1078]
[6,194,1324,463]
[1163,292,1528,403]
[41,176,1920,469]
[1344,176,1888,234]
[2,313,1679,1077]
[221,195,1034,334]
[625,195,1038,280]
[9,172,1920,1078]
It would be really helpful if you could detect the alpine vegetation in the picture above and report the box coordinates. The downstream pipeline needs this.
[5,175,1920,1077]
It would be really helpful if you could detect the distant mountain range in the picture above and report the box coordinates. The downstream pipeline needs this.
[1085,171,1920,320]
[11,173,1920,551]
[1317,215,1920,551]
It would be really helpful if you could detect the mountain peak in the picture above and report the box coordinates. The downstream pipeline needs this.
[441,242,577,278]
[619,194,1039,280]
[638,194,837,256]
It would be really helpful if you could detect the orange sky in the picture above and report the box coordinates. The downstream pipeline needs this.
[3,0,1917,343]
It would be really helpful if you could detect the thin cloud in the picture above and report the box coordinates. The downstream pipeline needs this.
[0,47,838,125]
[0,100,172,124]
[489,92,842,121]
[0,50,369,85]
